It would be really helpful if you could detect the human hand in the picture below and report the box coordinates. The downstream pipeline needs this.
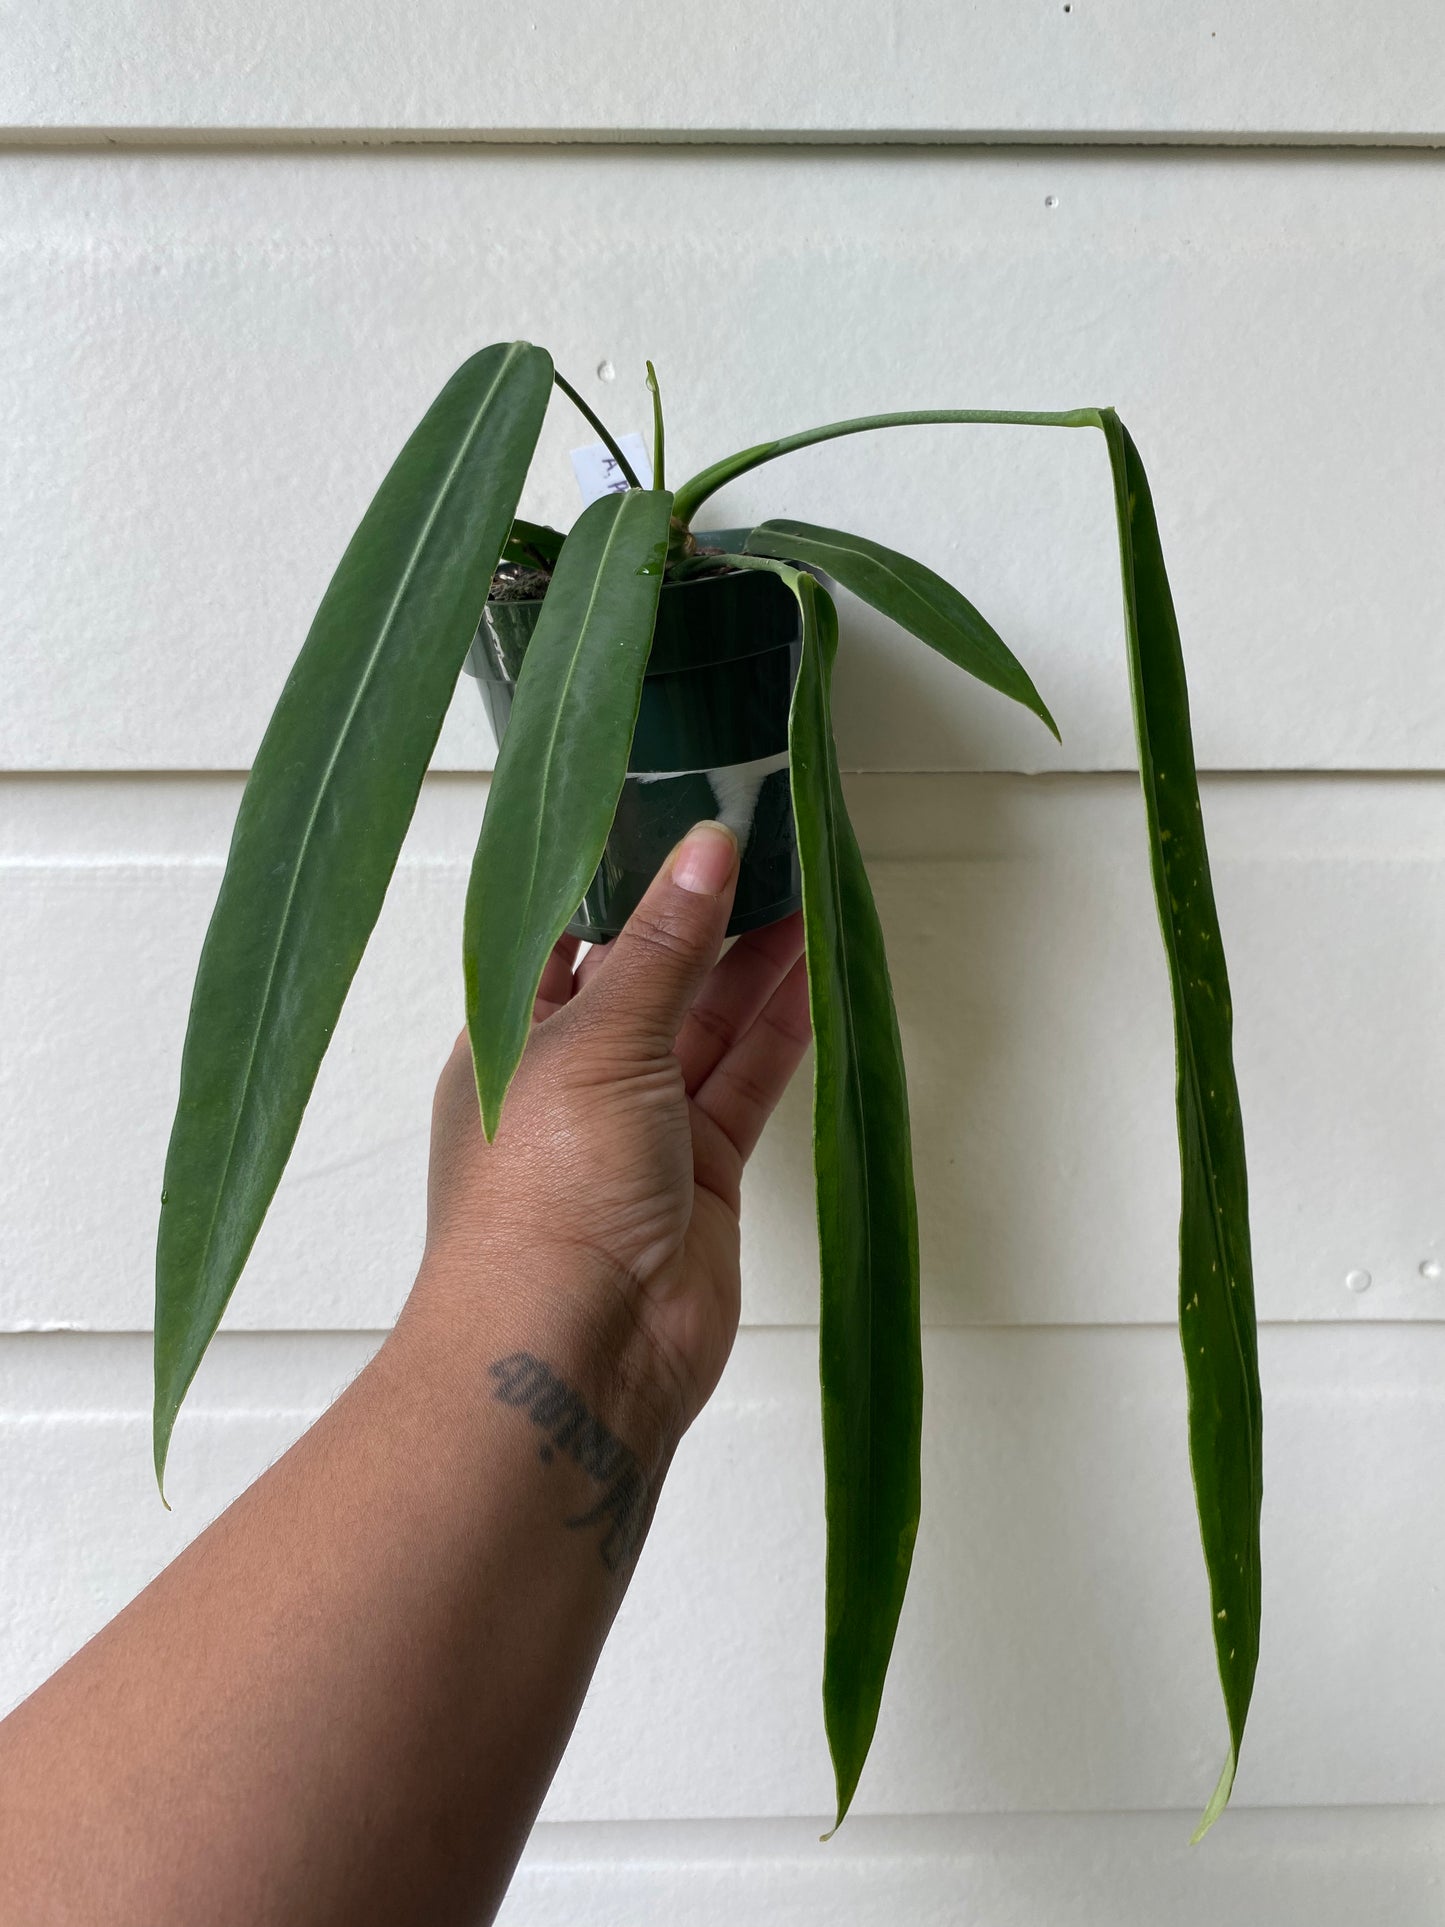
[416,821,810,1458]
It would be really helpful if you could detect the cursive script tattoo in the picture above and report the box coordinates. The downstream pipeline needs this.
[488,1351,650,1571]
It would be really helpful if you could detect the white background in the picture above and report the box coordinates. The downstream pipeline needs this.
[3,9,1444,1918]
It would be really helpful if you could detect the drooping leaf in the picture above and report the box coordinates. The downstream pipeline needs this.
[681,411,1261,1829]
[1097,410,1262,1839]
[779,562,922,1832]
[746,518,1058,740]
[154,341,554,1491]
[465,486,674,1137]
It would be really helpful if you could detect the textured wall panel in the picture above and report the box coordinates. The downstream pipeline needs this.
[497,1811,1445,1926]
[4,773,1442,1333]
[5,150,1445,771]
[4,2,1445,142]
[4,1325,1443,1816]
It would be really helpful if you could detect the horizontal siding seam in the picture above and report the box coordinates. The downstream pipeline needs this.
[5,131,1445,156]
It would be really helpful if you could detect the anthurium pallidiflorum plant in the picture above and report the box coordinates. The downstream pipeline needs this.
[155,342,1261,1839]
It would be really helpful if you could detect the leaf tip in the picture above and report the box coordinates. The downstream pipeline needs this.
[468,1035,506,1145]
[1190,1746,1237,1844]
[152,1402,175,1511]
[825,1748,862,1841]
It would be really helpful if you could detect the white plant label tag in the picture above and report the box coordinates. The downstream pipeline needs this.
[571,433,653,505]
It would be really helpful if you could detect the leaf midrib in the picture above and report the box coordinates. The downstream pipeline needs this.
[775,526,977,648]
[804,585,879,1606]
[1111,419,1262,1673]
[498,498,644,1020]
[755,522,1037,718]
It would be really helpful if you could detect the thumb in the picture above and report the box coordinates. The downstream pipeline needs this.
[577,820,739,1046]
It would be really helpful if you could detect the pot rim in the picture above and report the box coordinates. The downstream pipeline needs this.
[486,557,764,612]
[476,557,803,680]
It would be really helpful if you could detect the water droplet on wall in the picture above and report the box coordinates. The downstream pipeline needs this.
[1420,1259,1442,1282]
[1345,1268,1372,1294]
[597,360,616,382]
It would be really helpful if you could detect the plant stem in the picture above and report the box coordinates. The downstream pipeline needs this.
[671,405,1100,527]
[552,371,642,490]
[645,361,666,492]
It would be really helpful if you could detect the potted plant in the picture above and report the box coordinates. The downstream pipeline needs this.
[154,342,1262,1840]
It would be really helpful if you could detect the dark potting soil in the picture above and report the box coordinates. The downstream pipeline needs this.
[487,564,552,603]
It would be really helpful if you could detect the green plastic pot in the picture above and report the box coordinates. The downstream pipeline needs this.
[465,563,804,941]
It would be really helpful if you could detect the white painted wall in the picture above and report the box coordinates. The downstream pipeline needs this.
[3,11,1443,1919]
[7,2,1445,141]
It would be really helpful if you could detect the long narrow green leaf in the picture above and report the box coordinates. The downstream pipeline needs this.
[778,562,922,1832]
[1097,410,1262,1839]
[153,341,553,1491]
[745,518,1058,740]
[465,487,674,1138]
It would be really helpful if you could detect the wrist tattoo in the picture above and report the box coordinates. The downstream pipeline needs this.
[488,1351,653,1571]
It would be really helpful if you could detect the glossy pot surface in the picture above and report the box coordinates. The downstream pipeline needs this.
[466,566,803,941]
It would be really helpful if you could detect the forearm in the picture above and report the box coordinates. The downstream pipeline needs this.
[0,1247,679,1927]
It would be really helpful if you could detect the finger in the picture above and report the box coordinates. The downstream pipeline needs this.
[574,821,739,1048]
[533,933,581,1023]
[693,954,811,1163]
[675,909,805,1094]
[575,937,613,992]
